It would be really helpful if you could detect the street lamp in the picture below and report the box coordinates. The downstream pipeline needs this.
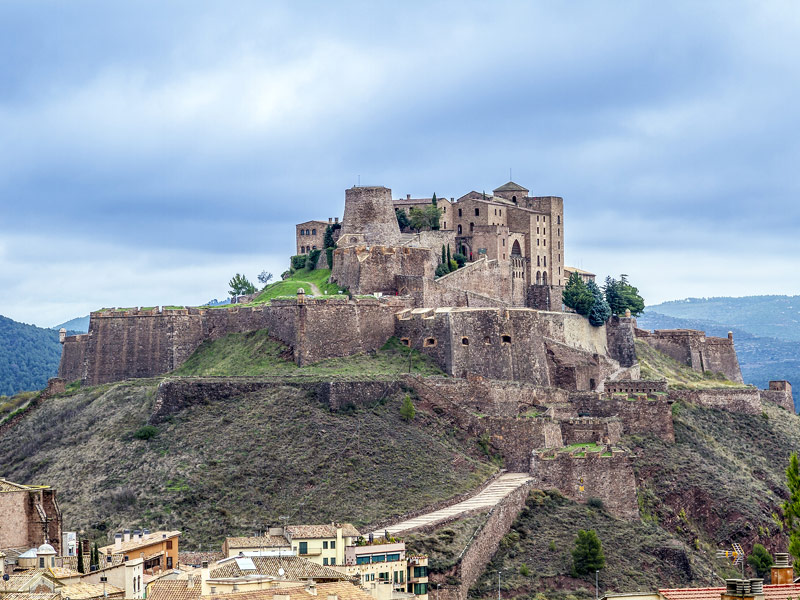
[497,570,502,600]
[595,570,599,600]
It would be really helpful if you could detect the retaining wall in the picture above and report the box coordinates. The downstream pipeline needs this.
[569,392,674,442]
[667,388,761,415]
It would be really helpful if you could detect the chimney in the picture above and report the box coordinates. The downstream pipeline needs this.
[721,579,765,600]
[134,530,142,541]
[334,217,339,224]
[329,218,332,223]
[123,530,131,543]
[143,529,150,538]
[772,553,793,584]
[187,575,195,589]
[406,194,411,200]
[114,533,123,550]
[305,579,317,595]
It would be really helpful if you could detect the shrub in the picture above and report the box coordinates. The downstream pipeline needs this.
[587,497,604,510]
[520,563,530,576]
[134,425,159,440]
[453,253,467,268]
[748,543,773,578]
[291,255,307,271]
[435,263,450,277]
[306,249,321,270]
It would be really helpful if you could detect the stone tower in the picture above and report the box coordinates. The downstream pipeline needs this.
[338,186,401,246]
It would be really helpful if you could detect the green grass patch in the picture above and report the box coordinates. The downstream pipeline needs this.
[173,331,444,379]
[252,269,343,304]
[636,340,750,389]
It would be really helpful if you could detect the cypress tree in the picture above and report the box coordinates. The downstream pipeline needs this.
[431,193,437,206]
[77,541,85,573]
[446,246,452,271]
[441,244,447,265]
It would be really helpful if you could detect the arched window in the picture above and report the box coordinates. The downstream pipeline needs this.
[312,228,316,235]
[312,245,316,250]
[536,271,541,285]
[306,229,311,235]
[543,257,547,267]
[458,224,462,234]
[300,230,304,236]
[511,240,521,256]
[543,271,548,285]
[474,208,480,216]
[512,196,517,203]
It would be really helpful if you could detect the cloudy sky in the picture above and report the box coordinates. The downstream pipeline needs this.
[2,1,799,327]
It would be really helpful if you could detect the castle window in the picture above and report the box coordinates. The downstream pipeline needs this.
[537,256,540,266]
[458,208,462,217]
[542,271,548,284]
[442,207,446,213]
[443,221,446,228]
[558,267,561,274]
[461,337,469,346]
[512,196,516,203]
[475,208,480,216]
[484,336,491,345]
[499,210,502,216]
[537,239,540,246]
[502,239,505,246]
[558,215,561,224]
[558,241,561,249]
[543,239,546,246]
[300,230,305,236]
[458,224,462,234]
[494,209,497,215]
[312,245,317,250]
[470,222,474,232]
[350,237,358,243]
[536,215,539,221]
[558,228,560,236]
[312,228,317,235]
[502,335,512,345]
[400,338,410,346]
[543,257,547,267]
[536,271,541,284]
[424,337,437,347]
[306,229,311,235]
[543,228,546,235]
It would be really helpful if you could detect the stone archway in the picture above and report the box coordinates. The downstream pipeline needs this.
[511,240,522,257]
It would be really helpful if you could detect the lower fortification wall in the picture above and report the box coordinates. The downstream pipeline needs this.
[568,392,674,442]
[760,389,794,412]
[58,335,88,381]
[667,388,760,414]
[332,245,434,294]
[530,450,639,520]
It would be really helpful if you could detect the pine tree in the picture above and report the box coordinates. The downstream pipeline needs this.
[572,529,605,576]
[784,452,800,570]
[400,394,416,422]
[587,280,612,326]
[563,272,594,316]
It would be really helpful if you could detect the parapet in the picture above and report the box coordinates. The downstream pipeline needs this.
[604,380,668,395]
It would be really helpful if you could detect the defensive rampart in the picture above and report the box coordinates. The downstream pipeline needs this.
[530,449,639,520]
[636,328,743,383]
[606,316,637,368]
[332,245,434,294]
[759,381,794,412]
[667,388,761,415]
[568,391,674,442]
[395,307,611,388]
[60,296,413,385]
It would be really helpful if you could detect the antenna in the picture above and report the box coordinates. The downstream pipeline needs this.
[509,168,512,181]
[357,175,361,187]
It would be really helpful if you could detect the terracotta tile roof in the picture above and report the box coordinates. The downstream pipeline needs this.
[148,579,202,600]
[59,581,124,599]
[659,583,800,600]
[285,524,360,539]
[46,565,81,579]
[394,198,436,206]
[210,581,374,600]
[210,555,349,581]
[1,594,61,600]
[226,535,291,550]
[180,551,225,566]
[98,530,180,555]
[0,569,49,591]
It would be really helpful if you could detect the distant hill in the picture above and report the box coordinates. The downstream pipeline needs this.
[0,315,80,396]
[648,295,800,342]
[639,296,800,403]
[52,315,90,333]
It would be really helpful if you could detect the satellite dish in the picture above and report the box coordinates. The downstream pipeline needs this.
[278,567,285,577]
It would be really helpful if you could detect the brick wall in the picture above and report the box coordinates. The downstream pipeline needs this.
[530,450,639,520]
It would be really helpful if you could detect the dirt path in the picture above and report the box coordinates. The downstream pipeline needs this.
[369,472,533,537]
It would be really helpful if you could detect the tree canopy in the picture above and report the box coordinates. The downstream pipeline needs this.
[747,543,773,578]
[229,273,257,297]
[587,280,612,326]
[784,452,800,569]
[563,272,595,317]
[395,208,411,230]
[572,529,605,576]
[604,274,645,316]
[409,205,441,231]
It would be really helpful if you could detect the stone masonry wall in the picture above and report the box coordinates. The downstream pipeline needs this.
[530,450,639,520]
[429,258,513,307]
[339,186,401,246]
[668,388,761,415]
[636,329,743,383]
[604,380,668,394]
[436,481,534,600]
[568,392,674,442]
[62,297,411,385]
[559,417,622,446]
[760,389,795,412]
[606,316,637,368]
[331,245,434,295]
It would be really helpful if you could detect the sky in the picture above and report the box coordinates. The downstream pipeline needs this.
[1,1,799,327]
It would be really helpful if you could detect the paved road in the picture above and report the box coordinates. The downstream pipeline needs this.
[370,472,533,537]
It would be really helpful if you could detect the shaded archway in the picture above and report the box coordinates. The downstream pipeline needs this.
[511,240,522,256]
[535,271,541,285]
[542,271,548,285]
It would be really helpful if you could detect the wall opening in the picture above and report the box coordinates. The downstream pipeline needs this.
[461,337,469,346]
[424,338,437,347]
[400,338,410,346]
[502,335,512,345]
[484,336,491,345]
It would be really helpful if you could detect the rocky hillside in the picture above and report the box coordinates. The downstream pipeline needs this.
[469,398,798,600]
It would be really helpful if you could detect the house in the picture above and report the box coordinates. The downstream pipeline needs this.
[0,478,62,554]
[80,556,145,598]
[150,578,374,600]
[98,529,180,575]
[223,530,291,558]
[284,523,361,567]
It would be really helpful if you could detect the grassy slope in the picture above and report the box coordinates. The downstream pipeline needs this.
[252,268,341,304]
[0,380,495,550]
[636,340,749,389]
[173,332,443,378]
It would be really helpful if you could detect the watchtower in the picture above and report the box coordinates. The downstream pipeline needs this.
[339,186,401,247]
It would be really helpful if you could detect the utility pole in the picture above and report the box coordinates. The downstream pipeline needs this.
[595,570,599,600]
[497,570,502,600]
